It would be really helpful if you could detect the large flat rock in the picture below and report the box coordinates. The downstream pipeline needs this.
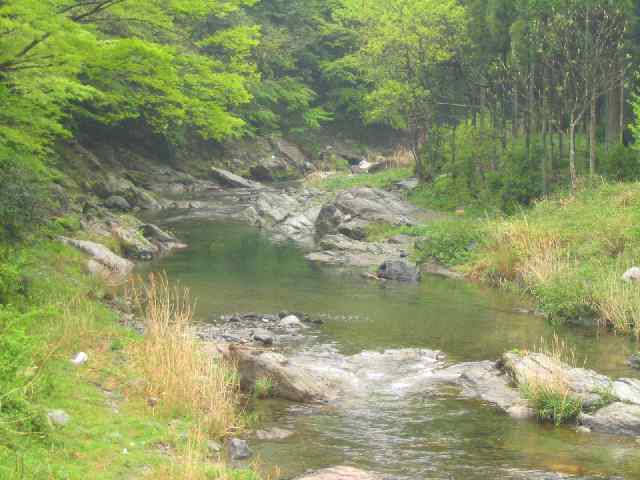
[580,402,640,436]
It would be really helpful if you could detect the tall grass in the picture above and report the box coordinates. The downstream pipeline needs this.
[129,273,241,439]
[520,334,583,426]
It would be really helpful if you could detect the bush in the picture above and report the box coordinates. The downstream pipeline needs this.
[522,382,582,426]
[413,219,483,266]
[600,145,640,182]
[0,162,47,242]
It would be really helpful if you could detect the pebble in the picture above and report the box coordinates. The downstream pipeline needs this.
[228,438,252,460]
[71,352,89,366]
[47,410,71,427]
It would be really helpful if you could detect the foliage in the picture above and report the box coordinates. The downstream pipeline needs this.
[521,382,582,426]
[412,219,483,266]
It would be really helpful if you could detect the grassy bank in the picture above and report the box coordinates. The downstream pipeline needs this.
[402,181,640,336]
[0,241,259,479]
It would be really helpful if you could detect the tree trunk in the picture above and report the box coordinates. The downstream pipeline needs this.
[606,84,620,147]
[589,89,597,175]
[569,115,577,190]
[619,66,625,144]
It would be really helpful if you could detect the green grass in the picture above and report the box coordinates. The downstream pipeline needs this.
[308,167,413,192]
[521,383,583,426]
[0,240,260,479]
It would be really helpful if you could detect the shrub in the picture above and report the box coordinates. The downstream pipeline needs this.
[0,162,47,242]
[413,219,483,266]
[522,382,582,426]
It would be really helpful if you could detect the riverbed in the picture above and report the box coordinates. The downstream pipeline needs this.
[141,218,640,479]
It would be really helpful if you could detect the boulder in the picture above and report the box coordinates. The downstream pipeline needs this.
[251,329,274,346]
[104,195,132,211]
[249,165,274,182]
[272,138,308,168]
[377,260,421,283]
[111,224,157,260]
[315,187,420,240]
[622,267,640,281]
[228,438,252,460]
[60,237,134,279]
[502,352,613,408]
[229,348,336,403]
[280,315,305,329]
[210,167,261,189]
[612,378,640,405]
[295,467,380,480]
[580,403,640,436]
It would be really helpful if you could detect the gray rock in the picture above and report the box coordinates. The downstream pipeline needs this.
[207,440,222,453]
[280,315,305,329]
[111,225,157,260]
[295,467,380,480]
[229,348,336,403]
[141,223,177,244]
[436,361,532,418]
[60,237,134,281]
[315,187,420,239]
[249,165,274,182]
[251,329,274,346]
[622,267,640,281]
[377,260,421,282]
[210,167,261,189]
[228,438,252,460]
[272,138,308,168]
[628,353,640,369]
[612,378,640,405]
[502,352,613,408]
[395,178,420,191]
[104,195,132,211]
[48,410,71,427]
[580,403,640,436]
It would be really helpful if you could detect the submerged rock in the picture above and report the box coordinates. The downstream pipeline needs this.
[377,260,420,282]
[295,466,380,480]
[255,427,295,441]
[435,361,533,419]
[228,438,252,460]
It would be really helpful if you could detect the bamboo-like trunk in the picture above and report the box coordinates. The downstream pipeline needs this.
[589,89,597,175]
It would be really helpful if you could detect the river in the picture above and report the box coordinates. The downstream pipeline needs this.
[141,218,640,479]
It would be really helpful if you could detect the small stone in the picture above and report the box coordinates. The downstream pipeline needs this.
[507,405,535,420]
[628,354,640,370]
[280,315,305,329]
[48,410,71,427]
[576,426,592,434]
[71,352,89,366]
[622,267,640,282]
[252,329,274,346]
[228,438,252,460]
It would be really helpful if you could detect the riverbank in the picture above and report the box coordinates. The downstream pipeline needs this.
[0,240,261,479]
[310,169,640,339]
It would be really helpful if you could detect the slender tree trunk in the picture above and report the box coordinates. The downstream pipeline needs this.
[619,66,625,144]
[512,84,519,138]
[589,89,597,175]
[569,115,577,189]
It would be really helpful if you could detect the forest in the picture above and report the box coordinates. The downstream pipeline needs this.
[2,1,640,479]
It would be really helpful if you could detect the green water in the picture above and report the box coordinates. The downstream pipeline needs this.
[144,219,640,479]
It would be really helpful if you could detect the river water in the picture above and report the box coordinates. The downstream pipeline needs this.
[142,218,640,479]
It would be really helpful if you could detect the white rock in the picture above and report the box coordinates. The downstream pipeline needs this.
[71,352,89,366]
[48,410,71,427]
[622,267,640,282]
[280,315,306,329]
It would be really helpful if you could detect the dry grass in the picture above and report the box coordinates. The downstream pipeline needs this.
[596,273,640,336]
[129,273,242,440]
[383,145,415,168]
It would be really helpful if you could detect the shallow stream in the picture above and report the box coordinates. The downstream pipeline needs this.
[141,219,640,479]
